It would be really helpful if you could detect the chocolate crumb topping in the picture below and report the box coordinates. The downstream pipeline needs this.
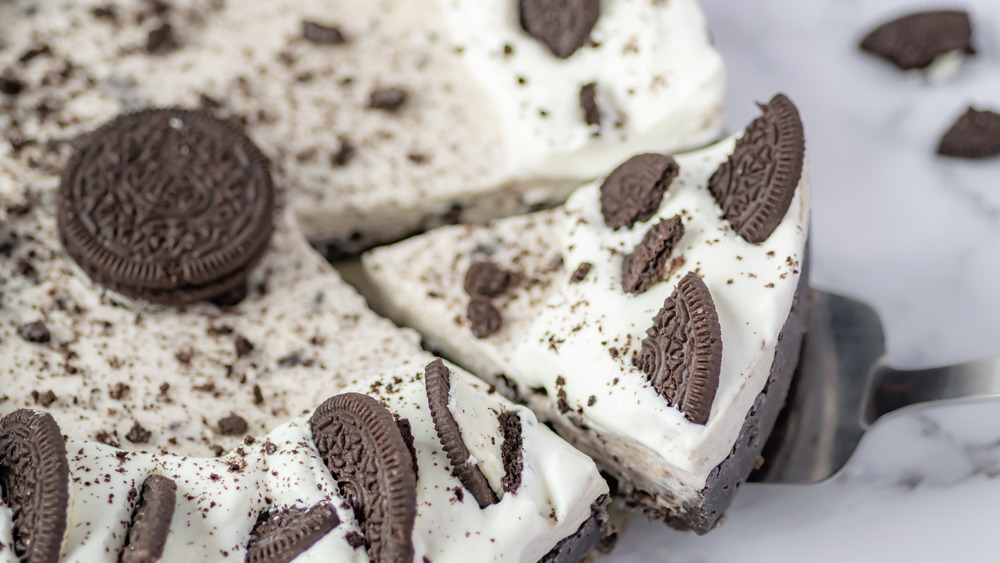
[467,299,502,338]
[635,272,722,424]
[520,0,600,59]
[302,21,346,45]
[937,107,1000,159]
[579,83,600,128]
[463,261,511,298]
[622,215,685,294]
[368,88,407,112]
[860,10,975,70]
[600,154,680,230]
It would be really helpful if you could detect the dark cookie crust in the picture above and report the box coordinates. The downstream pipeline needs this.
[520,0,600,59]
[635,272,722,424]
[121,474,177,563]
[424,359,499,508]
[538,495,612,563]
[621,215,685,295]
[246,503,341,563]
[309,393,417,563]
[0,410,70,563]
[600,154,680,231]
[937,107,1000,159]
[708,94,804,244]
[860,10,975,70]
[57,108,275,305]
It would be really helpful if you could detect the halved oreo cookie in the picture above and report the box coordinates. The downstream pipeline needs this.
[498,410,523,494]
[309,393,416,563]
[58,109,275,305]
[708,94,804,244]
[520,0,600,59]
[0,409,70,563]
[121,474,176,563]
[860,10,975,70]
[600,154,680,231]
[622,215,685,295]
[634,272,722,424]
[937,107,1000,160]
[245,503,340,563]
[423,359,498,508]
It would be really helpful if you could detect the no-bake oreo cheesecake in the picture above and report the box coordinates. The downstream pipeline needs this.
[363,95,811,533]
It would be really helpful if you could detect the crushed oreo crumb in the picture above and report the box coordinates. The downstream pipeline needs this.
[570,262,593,283]
[302,21,346,45]
[17,321,51,343]
[467,299,502,338]
[218,414,248,436]
[368,88,407,112]
[579,82,600,128]
[463,261,511,298]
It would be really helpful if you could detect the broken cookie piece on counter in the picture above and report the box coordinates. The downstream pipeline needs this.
[362,94,811,534]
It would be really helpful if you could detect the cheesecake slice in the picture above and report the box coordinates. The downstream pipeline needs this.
[363,94,811,533]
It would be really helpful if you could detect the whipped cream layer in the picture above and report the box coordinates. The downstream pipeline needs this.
[1,0,724,252]
[2,362,605,561]
[363,135,810,510]
[437,0,726,180]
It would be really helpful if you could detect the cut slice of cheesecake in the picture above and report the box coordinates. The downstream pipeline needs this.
[363,94,811,533]
[0,0,723,256]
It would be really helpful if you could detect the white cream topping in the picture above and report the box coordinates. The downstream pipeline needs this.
[0,361,606,561]
[435,0,726,180]
[363,132,810,510]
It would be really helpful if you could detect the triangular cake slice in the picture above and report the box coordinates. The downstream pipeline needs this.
[363,94,810,533]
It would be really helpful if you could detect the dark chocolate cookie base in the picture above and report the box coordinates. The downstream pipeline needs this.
[539,495,614,563]
[634,249,811,534]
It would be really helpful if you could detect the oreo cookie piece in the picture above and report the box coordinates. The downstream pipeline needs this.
[245,503,340,563]
[0,410,70,563]
[302,21,346,45]
[634,272,722,424]
[498,410,523,494]
[463,261,510,298]
[860,10,975,70]
[937,107,1000,159]
[121,474,177,563]
[600,154,680,230]
[622,215,685,295]
[423,359,498,508]
[708,94,804,244]
[579,82,600,128]
[467,299,502,339]
[58,109,275,305]
[520,0,600,59]
[309,393,416,563]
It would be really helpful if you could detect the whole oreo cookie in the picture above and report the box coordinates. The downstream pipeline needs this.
[121,474,177,563]
[635,272,722,425]
[708,94,804,244]
[600,154,680,231]
[58,109,275,305]
[937,107,1000,160]
[309,393,416,563]
[860,10,975,71]
[520,0,600,59]
[246,503,341,563]
[423,359,498,508]
[0,409,70,563]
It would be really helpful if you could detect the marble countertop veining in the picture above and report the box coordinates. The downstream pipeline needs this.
[612,0,1000,561]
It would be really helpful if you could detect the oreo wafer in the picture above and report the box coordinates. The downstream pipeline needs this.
[622,215,685,295]
[937,107,1000,160]
[635,272,722,424]
[520,0,600,59]
[58,109,275,305]
[121,474,176,563]
[708,94,804,244]
[860,10,975,71]
[309,393,416,563]
[423,359,498,508]
[600,154,679,231]
[246,503,340,563]
[0,409,70,563]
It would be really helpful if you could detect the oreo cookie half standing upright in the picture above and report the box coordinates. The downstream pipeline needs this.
[58,109,275,305]
[121,474,177,563]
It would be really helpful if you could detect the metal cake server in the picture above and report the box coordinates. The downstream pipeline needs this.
[751,291,1000,484]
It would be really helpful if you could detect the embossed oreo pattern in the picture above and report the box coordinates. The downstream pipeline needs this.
[309,393,416,563]
[0,410,70,563]
[635,272,722,425]
[600,154,680,231]
[708,94,804,244]
[246,503,341,563]
[622,215,685,295]
[58,109,274,304]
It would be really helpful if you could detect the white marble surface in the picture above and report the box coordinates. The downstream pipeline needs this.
[612,0,1000,561]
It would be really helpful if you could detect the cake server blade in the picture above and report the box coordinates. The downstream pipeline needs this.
[751,290,1000,484]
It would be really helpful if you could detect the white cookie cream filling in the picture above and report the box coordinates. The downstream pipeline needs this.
[1,0,724,250]
[437,0,726,180]
[6,361,606,561]
[363,134,810,510]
